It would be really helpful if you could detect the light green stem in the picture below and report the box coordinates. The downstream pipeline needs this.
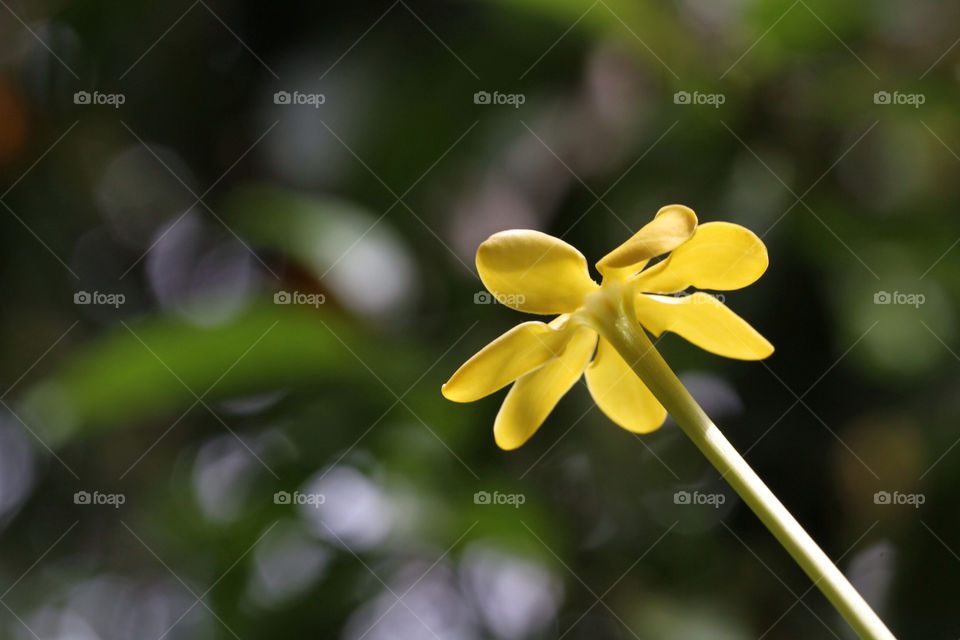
[584,286,896,640]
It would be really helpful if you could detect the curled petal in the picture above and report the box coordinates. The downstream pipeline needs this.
[584,337,666,433]
[596,205,698,279]
[633,221,768,293]
[442,318,575,402]
[494,328,597,450]
[477,230,598,314]
[635,292,774,360]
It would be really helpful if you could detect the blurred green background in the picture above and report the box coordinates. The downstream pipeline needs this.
[0,0,958,638]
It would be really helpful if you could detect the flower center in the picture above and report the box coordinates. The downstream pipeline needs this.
[577,278,632,332]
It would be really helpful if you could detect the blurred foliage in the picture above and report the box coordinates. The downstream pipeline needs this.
[1,0,959,638]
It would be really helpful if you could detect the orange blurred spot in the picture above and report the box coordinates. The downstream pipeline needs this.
[0,76,28,165]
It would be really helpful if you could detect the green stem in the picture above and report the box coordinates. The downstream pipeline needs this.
[586,288,896,640]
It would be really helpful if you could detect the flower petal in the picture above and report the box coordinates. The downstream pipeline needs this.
[477,230,598,314]
[494,328,597,449]
[584,337,666,433]
[442,318,575,402]
[632,221,768,293]
[595,205,697,279]
[634,292,774,360]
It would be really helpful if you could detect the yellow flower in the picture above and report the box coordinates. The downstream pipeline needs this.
[442,205,774,450]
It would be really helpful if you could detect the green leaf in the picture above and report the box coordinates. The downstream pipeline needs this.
[17,305,391,443]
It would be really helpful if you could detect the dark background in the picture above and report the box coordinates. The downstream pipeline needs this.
[0,1,958,638]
